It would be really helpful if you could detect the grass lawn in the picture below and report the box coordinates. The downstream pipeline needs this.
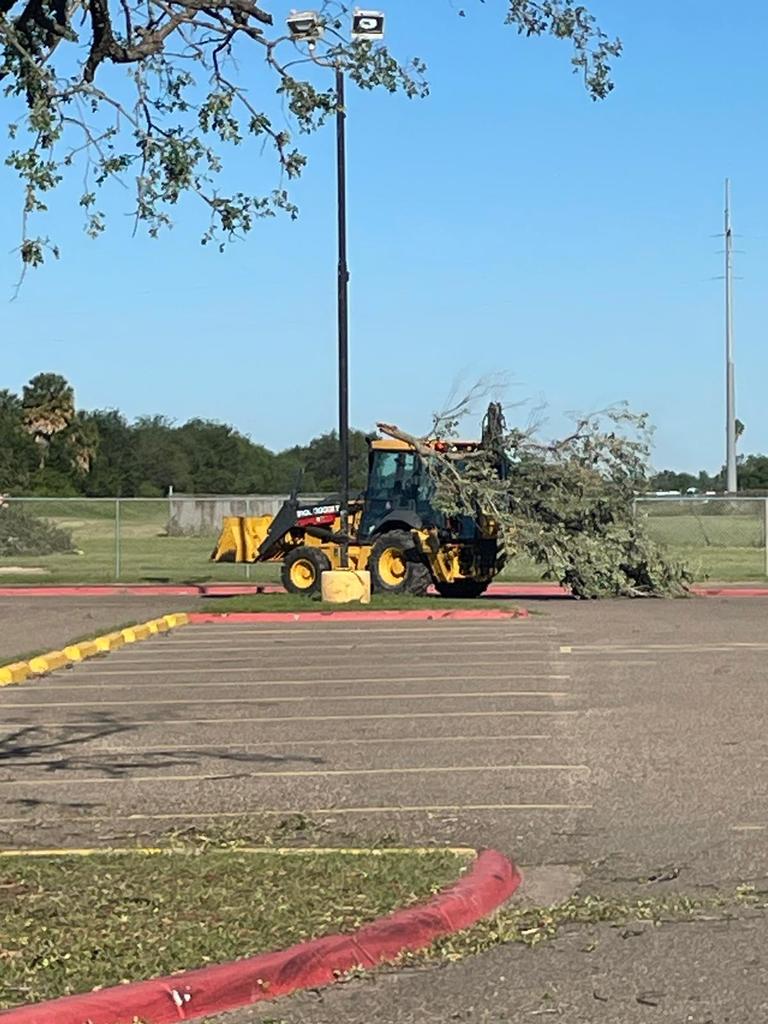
[201,593,526,614]
[0,500,277,585]
[0,847,467,1008]
[1,504,765,584]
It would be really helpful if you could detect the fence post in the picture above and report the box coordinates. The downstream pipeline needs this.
[244,498,251,581]
[764,499,768,579]
[115,498,121,581]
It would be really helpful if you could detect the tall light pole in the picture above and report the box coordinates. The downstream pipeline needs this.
[724,179,737,493]
[335,64,350,564]
[286,9,385,567]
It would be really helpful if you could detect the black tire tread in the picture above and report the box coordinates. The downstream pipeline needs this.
[369,529,430,596]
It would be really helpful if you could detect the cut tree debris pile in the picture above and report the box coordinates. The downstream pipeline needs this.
[379,402,691,600]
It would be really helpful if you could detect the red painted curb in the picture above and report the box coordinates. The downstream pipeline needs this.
[0,585,202,597]
[188,609,530,623]
[0,584,283,597]
[0,850,521,1024]
[1,582,767,599]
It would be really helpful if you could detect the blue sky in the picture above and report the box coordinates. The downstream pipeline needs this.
[1,0,766,472]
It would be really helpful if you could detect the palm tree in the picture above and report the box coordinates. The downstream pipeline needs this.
[65,412,100,475]
[21,373,75,468]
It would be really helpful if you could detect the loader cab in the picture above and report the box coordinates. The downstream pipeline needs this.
[358,440,437,538]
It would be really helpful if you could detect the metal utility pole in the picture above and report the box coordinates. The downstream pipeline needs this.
[724,179,737,493]
[336,67,350,566]
[284,12,385,571]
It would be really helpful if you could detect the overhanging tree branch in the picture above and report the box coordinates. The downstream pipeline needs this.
[1,0,620,272]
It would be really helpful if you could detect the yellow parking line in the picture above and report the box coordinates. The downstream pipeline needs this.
[0,802,593,825]
[154,639,556,651]
[0,845,477,858]
[26,672,568,691]
[0,763,591,786]
[731,824,766,832]
[564,643,768,653]
[98,654,564,667]
[47,734,553,752]
[3,689,574,709]
[16,709,579,727]
[68,665,568,678]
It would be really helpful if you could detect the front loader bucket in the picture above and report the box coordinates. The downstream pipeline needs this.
[211,516,273,563]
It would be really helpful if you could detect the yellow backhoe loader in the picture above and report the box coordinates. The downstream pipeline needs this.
[211,427,507,598]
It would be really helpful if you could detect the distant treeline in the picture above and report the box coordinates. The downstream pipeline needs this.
[3,373,767,496]
[1,373,369,497]
[648,462,768,494]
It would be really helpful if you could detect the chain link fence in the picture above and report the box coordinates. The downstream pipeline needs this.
[636,496,768,580]
[1,494,767,584]
[0,496,309,585]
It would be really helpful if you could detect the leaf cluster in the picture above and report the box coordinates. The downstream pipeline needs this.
[396,401,692,599]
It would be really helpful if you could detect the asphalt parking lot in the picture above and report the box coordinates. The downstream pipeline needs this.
[2,596,768,1022]
[0,615,589,857]
[2,600,768,879]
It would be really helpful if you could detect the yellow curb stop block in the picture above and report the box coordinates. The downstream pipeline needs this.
[163,613,189,629]
[0,662,32,686]
[2,614,189,688]
[63,641,100,662]
[121,625,148,644]
[122,623,152,643]
[94,632,125,653]
[28,651,69,676]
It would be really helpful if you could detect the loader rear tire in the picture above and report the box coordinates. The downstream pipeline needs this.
[435,580,489,599]
[369,530,430,596]
[281,546,331,596]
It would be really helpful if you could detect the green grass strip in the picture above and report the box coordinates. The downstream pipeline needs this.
[0,848,467,1008]
[201,593,524,614]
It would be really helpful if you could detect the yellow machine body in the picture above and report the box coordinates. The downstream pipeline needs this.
[211,436,507,598]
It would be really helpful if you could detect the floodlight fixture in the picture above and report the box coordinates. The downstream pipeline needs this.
[286,10,324,42]
[351,9,385,41]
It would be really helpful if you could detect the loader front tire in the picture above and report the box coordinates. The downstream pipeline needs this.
[281,546,331,596]
[369,530,430,596]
